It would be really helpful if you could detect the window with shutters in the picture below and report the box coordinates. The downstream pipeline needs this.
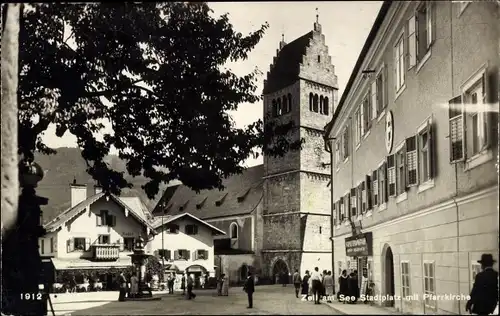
[396,146,407,195]
[350,188,357,217]
[196,249,208,260]
[340,198,346,222]
[342,127,350,160]
[372,171,379,206]
[355,108,362,145]
[360,182,366,214]
[449,95,465,162]
[416,3,433,62]
[158,249,171,259]
[166,224,180,234]
[423,261,437,310]
[387,155,396,197]
[408,16,417,69]
[378,163,388,204]
[418,119,434,184]
[362,93,372,133]
[98,234,110,245]
[185,224,198,235]
[73,237,86,251]
[376,68,386,115]
[406,136,418,186]
[123,237,135,251]
[394,33,405,92]
[176,249,190,260]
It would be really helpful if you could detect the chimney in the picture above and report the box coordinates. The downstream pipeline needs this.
[94,185,103,195]
[70,178,87,208]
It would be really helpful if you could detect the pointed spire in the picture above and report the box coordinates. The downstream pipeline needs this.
[279,29,286,50]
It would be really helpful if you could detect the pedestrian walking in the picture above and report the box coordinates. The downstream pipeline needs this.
[221,274,229,296]
[347,271,359,304]
[186,274,196,299]
[323,271,334,302]
[216,275,223,296]
[243,271,255,308]
[130,273,139,298]
[338,269,349,303]
[292,269,302,298]
[466,254,499,315]
[180,273,186,295]
[310,267,322,304]
[301,270,310,300]
[200,274,205,289]
[167,273,175,294]
[118,272,127,302]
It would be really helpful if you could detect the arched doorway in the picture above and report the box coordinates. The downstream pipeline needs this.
[384,246,395,307]
[272,259,289,284]
[186,265,208,289]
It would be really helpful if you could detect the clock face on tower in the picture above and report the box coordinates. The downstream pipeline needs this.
[385,110,394,154]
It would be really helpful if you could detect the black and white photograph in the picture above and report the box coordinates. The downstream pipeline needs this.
[1,1,499,315]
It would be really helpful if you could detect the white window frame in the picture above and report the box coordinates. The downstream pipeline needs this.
[423,260,437,311]
[417,116,435,193]
[400,260,411,300]
[394,31,406,95]
[415,2,433,73]
[229,222,239,240]
[470,262,481,287]
[370,80,378,122]
[355,108,362,147]
[377,160,387,211]
[362,93,372,137]
[387,155,396,197]
[335,139,341,171]
[406,135,419,187]
[375,66,386,122]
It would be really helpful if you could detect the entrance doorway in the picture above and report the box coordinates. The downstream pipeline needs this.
[272,259,289,284]
[384,246,395,307]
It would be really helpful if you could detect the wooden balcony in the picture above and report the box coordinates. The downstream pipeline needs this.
[91,244,120,261]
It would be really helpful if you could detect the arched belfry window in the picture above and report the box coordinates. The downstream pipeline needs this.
[287,93,292,113]
[230,222,238,239]
[272,99,277,117]
[282,95,287,115]
[313,94,319,112]
[324,97,329,115]
[277,98,282,116]
[309,93,314,111]
[319,96,324,114]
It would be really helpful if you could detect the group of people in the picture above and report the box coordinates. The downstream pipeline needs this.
[292,267,335,304]
[118,272,140,301]
[216,274,229,296]
[337,269,359,303]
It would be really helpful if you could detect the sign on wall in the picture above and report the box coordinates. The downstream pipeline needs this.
[385,111,394,153]
[345,232,373,257]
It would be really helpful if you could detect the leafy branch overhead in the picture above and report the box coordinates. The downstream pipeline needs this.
[17,2,303,198]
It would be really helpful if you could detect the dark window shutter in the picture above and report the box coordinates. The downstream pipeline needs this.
[384,162,389,202]
[333,203,337,225]
[85,238,91,251]
[345,193,351,218]
[174,250,179,260]
[350,188,357,217]
[372,170,378,206]
[186,250,191,260]
[366,175,372,210]
[204,250,209,260]
[166,250,171,260]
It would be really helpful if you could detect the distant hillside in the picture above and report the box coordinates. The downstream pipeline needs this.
[34,147,167,223]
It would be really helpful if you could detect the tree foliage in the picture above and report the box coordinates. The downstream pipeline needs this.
[15,2,302,198]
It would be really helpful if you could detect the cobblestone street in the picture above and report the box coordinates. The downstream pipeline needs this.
[66,285,340,315]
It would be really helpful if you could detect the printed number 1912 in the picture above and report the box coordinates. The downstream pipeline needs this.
[20,293,43,300]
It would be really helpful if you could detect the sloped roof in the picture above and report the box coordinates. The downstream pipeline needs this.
[44,193,156,233]
[263,31,314,94]
[119,196,152,222]
[151,213,226,235]
[152,165,264,220]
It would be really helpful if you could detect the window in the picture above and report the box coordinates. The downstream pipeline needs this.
[98,234,110,245]
[333,203,337,226]
[277,98,282,116]
[323,97,329,115]
[158,249,171,260]
[73,237,86,251]
[282,95,287,115]
[378,163,388,204]
[423,261,436,310]
[401,261,411,299]
[471,262,481,285]
[362,94,372,132]
[334,140,341,168]
[230,222,238,239]
[320,96,324,114]
[416,3,433,61]
[342,127,349,160]
[185,225,198,235]
[396,146,407,195]
[360,182,366,214]
[272,99,277,117]
[408,16,417,68]
[50,237,54,253]
[467,81,488,156]
[419,119,434,183]
[123,237,135,251]
[449,95,464,162]
[195,249,209,260]
[96,210,115,227]
[355,108,362,145]
[371,80,378,119]
[340,198,346,222]
[406,136,418,186]
[376,67,388,114]
[350,188,357,217]
[175,249,190,260]
[345,193,351,218]
[309,93,314,111]
[387,155,396,196]
[394,34,405,91]
[40,239,45,255]
[372,170,379,206]
[317,55,321,63]
[313,94,319,112]
[286,93,292,113]
[166,224,180,234]
[365,175,372,211]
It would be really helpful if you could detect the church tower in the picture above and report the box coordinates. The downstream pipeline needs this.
[261,15,339,279]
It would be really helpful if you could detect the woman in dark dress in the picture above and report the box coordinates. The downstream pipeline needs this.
[347,271,359,304]
[301,270,310,299]
[338,270,349,303]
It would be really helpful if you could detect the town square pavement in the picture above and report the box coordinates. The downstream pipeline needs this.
[55,285,341,315]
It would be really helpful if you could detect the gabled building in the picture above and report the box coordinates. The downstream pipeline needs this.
[152,17,338,283]
[150,213,226,278]
[324,1,499,314]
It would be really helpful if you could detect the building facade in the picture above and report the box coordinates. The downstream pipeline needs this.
[325,1,499,314]
[149,213,225,278]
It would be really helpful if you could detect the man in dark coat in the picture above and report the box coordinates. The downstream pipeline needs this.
[118,272,127,302]
[243,271,255,308]
[466,254,498,315]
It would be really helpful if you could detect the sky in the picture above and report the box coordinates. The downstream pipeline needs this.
[40,1,383,167]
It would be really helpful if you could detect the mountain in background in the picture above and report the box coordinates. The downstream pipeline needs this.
[34,147,169,223]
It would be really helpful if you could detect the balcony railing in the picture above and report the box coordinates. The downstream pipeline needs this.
[91,244,120,261]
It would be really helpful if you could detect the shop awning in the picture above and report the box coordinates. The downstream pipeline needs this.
[51,257,132,270]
